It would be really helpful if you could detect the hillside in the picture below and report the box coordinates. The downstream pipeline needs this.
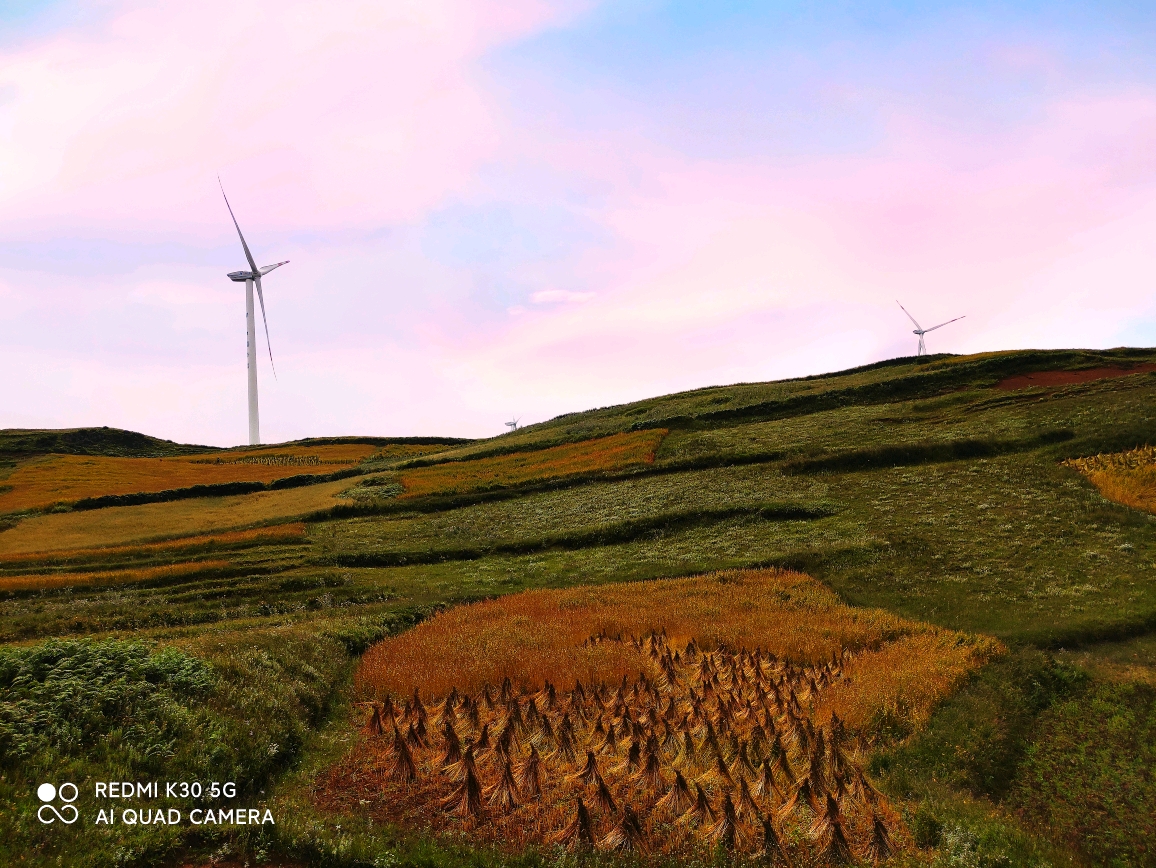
[2,347,1155,868]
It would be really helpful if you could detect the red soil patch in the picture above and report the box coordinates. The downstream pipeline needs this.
[995,364,1156,390]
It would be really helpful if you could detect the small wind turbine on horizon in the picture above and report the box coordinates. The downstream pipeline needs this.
[897,301,964,357]
[505,418,520,432]
[220,179,288,446]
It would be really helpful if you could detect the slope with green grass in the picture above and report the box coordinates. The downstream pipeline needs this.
[2,347,1155,867]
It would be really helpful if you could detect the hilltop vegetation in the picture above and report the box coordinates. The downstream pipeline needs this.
[1,348,1155,867]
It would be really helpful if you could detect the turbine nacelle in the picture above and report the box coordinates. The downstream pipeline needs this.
[227,261,289,282]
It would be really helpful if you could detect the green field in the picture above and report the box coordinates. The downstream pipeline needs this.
[2,348,1155,867]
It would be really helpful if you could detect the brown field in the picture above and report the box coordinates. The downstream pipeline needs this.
[0,523,306,569]
[397,430,668,499]
[0,444,378,513]
[334,569,998,859]
[1064,445,1156,514]
[0,480,349,555]
[995,364,1156,390]
[0,559,233,592]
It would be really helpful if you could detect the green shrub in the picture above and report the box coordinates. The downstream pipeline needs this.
[0,639,212,770]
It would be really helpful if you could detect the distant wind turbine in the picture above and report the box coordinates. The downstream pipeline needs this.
[220,180,288,446]
[505,418,520,432]
[897,301,964,356]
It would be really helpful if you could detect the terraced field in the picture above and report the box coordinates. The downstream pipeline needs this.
[2,348,1155,868]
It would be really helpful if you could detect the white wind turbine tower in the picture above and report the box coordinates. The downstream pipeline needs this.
[897,301,964,356]
[505,418,520,432]
[220,180,288,445]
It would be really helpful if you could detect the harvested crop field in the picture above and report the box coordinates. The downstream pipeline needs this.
[328,569,999,858]
[396,430,667,499]
[0,522,306,569]
[0,444,376,513]
[0,559,234,592]
[0,480,349,555]
[994,364,1156,390]
[1064,444,1156,514]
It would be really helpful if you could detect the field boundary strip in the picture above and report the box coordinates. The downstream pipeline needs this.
[0,522,307,570]
[0,559,238,593]
[329,502,834,568]
[781,429,1075,475]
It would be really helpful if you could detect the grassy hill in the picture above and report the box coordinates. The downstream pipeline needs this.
[2,348,1155,867]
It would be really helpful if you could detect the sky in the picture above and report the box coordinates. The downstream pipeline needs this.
[1,1,1155,446]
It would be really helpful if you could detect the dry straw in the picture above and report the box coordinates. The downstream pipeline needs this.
[397,429,667,499]
[329,568,999,859]
[1064,445,1156,514]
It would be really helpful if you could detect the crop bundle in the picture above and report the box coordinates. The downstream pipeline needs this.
[1064,445,1156,515]
[350,631,902,861]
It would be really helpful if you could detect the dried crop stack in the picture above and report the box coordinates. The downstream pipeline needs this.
[355,631,903,861]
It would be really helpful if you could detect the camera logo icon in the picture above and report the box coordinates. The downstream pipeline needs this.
[37,783,79,824]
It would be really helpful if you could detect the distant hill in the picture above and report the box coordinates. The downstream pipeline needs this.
[0,427,216,459]
[0,428,473,460]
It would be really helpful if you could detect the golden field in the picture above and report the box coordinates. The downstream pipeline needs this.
[336,569,999,859]
[0,522,306,569]
[0,444,377,513]
[0,559,233,592]
[1064,445,1156,514]
[0,480,349,555]
[396,430,667,499]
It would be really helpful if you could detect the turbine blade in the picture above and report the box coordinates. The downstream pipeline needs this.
[259,260,289,276]
[254,275,277,379]
[922,315,965,333]
[896,300,922,330]
[219,177,259,276]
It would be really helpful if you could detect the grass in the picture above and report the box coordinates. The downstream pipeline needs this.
[1010,680,1156,867]
[0,629,351,868]
[2,347,1156,867]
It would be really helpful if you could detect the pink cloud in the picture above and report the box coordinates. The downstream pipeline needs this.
[0,0,592,235]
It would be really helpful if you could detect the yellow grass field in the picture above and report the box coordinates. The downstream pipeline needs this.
[0,480,349,555]
[337,569,999,858]
[397,430,668,499]
[0,444,378,513]
[0,560,233,592]
[0,522,306,568]
[1064,445,1156,514]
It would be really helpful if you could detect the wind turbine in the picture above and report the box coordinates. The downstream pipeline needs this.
[505,418,520,432]
[897,301,964,356]
[220,180,288,446]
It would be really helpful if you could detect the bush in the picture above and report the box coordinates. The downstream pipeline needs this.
[0,639,213,770]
